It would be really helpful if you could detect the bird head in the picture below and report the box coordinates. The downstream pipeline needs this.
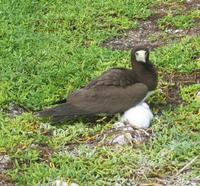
[131,46,149,63]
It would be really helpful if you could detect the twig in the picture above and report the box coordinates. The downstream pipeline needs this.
[176,155,199,176]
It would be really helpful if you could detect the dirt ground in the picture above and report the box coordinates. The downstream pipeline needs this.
[103,0,200,51]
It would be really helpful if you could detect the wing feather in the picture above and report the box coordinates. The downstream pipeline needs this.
[85,68,138,88]
[68,83,148,114]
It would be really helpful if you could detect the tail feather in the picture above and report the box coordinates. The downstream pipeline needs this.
[37,103,93,123]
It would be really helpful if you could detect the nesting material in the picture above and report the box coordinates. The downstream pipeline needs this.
[112,122,133,145]
[121,102,153,129]
[111,124,151,145]
[112,133,133,145]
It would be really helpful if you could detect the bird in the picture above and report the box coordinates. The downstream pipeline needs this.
[120,102,153,129]
[38,46,158,123]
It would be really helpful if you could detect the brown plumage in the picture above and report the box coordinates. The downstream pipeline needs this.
[38,46,158,123]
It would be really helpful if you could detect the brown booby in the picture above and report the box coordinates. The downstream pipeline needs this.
[38,46,158,123]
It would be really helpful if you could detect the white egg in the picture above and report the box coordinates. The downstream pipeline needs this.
[121,102,153,129]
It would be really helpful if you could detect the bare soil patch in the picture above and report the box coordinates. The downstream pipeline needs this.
[0,174,15,186]
[4,104,29,118]
[0,155,15,186]
[152,0,200,16]
[103,1,200,50]
[162,70,200,86]
[161,70,200,105]
[39,146,54,161]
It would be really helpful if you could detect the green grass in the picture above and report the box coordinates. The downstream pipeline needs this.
[158,10,200,30]
[152,36,200,72]
[0,0,154,110]
[0,0,200,185]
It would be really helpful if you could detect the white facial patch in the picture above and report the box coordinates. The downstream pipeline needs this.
[135,50,146,62]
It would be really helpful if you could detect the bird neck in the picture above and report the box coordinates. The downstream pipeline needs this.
[132,62,157,90]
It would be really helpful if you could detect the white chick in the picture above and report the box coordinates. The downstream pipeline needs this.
[121,102,153,129]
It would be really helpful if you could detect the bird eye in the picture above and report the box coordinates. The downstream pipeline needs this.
[135,52,139,56]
